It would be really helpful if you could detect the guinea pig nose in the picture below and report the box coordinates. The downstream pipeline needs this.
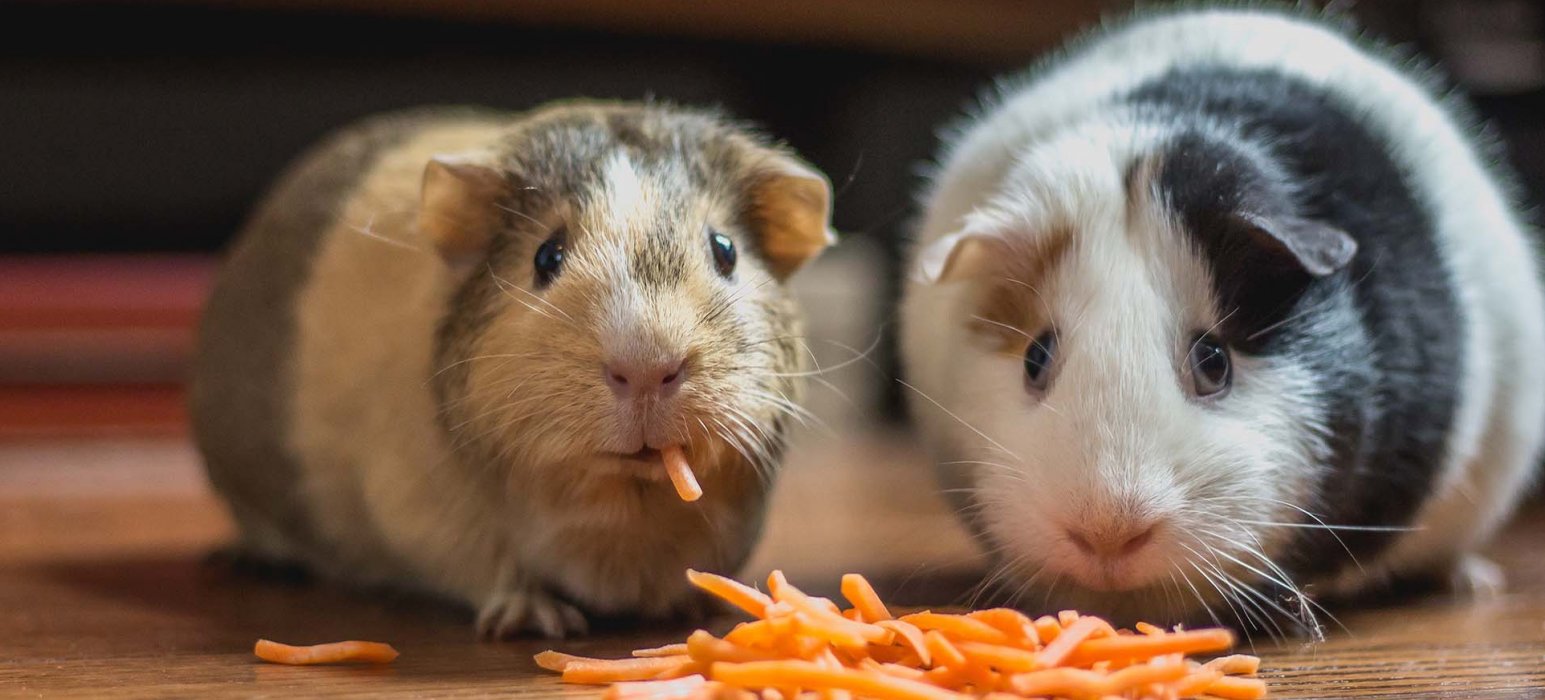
[603,357,688,399]
[1066,521,1159,560]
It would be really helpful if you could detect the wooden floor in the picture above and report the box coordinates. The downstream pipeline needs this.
[3,436,1544,698]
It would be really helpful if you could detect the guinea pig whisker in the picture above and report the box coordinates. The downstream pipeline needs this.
[350,214,425,253]
[997,277,1056,331]
[758,332,887,380]
[722,402,777,440]
[1187,307,1239,361]
[1257,497,1367,574]
[1001,562,1052,611]
[967,552,1033,608]
[971,315,1032,341]
[1181,540,1267,633]
[1236,543,1340,639]
[936,462,1029,485]
[708,408,776,469]
[1244,254,1382,342]
[1224,522,1341,637]
[1232,519,1418,532]
[488,268,577,325]
[1194,541,1298,640]
[744,389,821,425]
[491,202,549,231]
[428,352,533,380]
[708,415,775,485]
[1038,573,1064,611]
[1171,563,1226,630]
[896,378,1021,463]
[1183,556,1253,638]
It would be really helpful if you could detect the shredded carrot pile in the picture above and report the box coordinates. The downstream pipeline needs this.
[536,570,1266,699]
[254,638,399,665]
[662,445,702,502]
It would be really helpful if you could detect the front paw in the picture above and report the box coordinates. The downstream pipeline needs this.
[1450,555,1505,600]
[476,586,589,639]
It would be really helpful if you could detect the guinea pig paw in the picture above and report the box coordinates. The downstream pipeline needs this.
[476,587,589,639]
[1450,555,1506,600]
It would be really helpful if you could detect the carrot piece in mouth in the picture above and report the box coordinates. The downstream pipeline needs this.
[662,445,702,502]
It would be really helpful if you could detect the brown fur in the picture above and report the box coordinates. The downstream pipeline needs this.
[192,101,831,637]
[965,230,1073,354]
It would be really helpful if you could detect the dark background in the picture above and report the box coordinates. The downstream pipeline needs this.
[2,0,1541,418]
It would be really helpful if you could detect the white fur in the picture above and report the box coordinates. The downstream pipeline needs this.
[903,9,1545,620]
[602,152,646,228]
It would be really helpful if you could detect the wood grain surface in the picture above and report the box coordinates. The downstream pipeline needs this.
[2,436,1543,698]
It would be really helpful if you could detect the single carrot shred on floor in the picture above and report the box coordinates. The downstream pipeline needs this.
[536,570,1267,699]
[253,639,398,665]
[661,445,702,502]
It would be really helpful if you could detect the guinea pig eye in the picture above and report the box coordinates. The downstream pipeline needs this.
[1023,330,1057,394]
[1188,334,1232,398]
[709,230,736,278]
[533,230,566,288]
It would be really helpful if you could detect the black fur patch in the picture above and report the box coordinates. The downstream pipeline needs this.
[1129,68,1465,582]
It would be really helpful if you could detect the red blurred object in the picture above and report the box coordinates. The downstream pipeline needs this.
[0,255,215,436]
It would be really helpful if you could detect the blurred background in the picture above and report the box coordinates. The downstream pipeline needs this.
[1,0,1542,574]
[2,0,1544,434]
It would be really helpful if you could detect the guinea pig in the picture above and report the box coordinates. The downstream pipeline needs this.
[191,102,835,638]
[900,7,1545,637]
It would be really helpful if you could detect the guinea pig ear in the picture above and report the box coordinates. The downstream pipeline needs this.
[1238,212,1358,276]
[419,152,508,261]
[913,230,1004,284]
[746,157,837,279]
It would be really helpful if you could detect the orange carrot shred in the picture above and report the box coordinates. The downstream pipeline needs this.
[875,620,931,668]
[687,569,772,618]
[1035,616,1103,668]
[563,656,695,685]
[1203,674,1270,700]
[954,641,1038,673]
[688,630,783,664]
[923,630,967,670]
[900,612,1014,646]
[1062,628,1235,667]
[966,609,1039,646]
[1135,621,1165,637]
[603,675,710,700]
[536,569,1263,700]
[661,445,702,502]
[254,639,398,665]
[535,649,592,672]
[710,661,963,700]
[1202,654,1262,676]
[635,643,692,658]
[840,573,893,622]
[1032,616,1062,643]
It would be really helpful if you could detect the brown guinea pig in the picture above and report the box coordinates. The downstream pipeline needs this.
[191,102,835,638]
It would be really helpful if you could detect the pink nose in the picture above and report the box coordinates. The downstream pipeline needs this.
[1066,520,1160,560]
[603,358,687,399]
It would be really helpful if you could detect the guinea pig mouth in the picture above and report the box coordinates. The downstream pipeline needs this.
[615,447,662,464]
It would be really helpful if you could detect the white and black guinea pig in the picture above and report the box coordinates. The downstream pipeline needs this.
[901,6,1545,636]
[192,102,835,638]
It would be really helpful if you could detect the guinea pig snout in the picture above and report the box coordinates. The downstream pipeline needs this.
[1051,510,1171,592]
[1064,519,1160,561]
[602,356,688,400]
